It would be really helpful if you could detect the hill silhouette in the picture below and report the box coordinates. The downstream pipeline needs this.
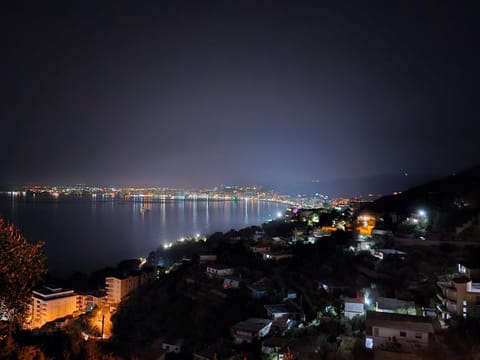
[361,165,480,233]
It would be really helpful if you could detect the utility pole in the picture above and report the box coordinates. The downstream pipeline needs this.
[101,314,105,339]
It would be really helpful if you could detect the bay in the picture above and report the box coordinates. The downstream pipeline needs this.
[0,195,285,275]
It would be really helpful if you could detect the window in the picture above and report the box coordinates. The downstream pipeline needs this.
[400,331,406,337]
[415,333,422,339]
[373,327,379,336]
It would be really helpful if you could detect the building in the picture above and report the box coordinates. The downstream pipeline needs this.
[156,337,184,353]
[76,290,107,313]
[262,252,293,261]
[250,244,271,254]
[437,276,480,319]
[106,270,156,305]
[206,264,234,278]
[106,275,139,305]
[264,303,300,329]
[376,297,416,314]
[344,297,365,319]
[365,311,434,351]
[373,249,407,260]
[30,286,77,329]
[231,318,272,344]
[223,276,241,289]
[248,278,273,298]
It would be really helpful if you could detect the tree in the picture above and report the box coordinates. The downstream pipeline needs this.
[0,218,47,331]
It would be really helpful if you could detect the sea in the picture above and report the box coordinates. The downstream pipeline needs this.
[0,194,286,275]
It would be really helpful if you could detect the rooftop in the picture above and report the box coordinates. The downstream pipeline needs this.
[264,304,290,314]
[33,286,75,300]
[376,297,415,311]
[231,318,272,333]
[366,311,433,334]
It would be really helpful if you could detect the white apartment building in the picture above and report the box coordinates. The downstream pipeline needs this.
[105,275,139,305]
[76,290,107,313]
[106,270,156,305]
[30,286,77,329]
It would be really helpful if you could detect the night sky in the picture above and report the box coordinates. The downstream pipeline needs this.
[2,1,479,196]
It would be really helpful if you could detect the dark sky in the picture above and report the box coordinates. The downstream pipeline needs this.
[2,1,479,195]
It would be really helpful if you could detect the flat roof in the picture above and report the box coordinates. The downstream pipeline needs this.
[375,249,407,255]
[377,297,415,310]
[366,311,433,334]
[33,286,75,300]
[231,318,272,332]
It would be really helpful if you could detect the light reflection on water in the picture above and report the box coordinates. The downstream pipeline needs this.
[0,196,285,275]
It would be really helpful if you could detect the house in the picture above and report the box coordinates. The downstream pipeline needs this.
[29,286,78,329]
[206,264,234,278]
[264,304,292,320]
[318,281,354,297]
[284,290,297,301]
[437,276,480,319]
[36,315,73,334]
[365,311,434,351]
[248,278,273,298]
[376,297,416,314]
[373,249,407,260]
[344,297,365,319]
[231,318,272,344]
[264,304,298,329]
[162,338,184,353]
[223,276,241,289]
[152,337,184,354]
[263,251,293,261]
[250,244,271,254]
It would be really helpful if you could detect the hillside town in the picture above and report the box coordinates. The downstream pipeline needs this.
[6,167,480,360]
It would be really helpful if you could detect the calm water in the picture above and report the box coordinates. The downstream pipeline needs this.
[0,195,285,275]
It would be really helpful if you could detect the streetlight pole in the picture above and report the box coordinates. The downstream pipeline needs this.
[101,314,105,339]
